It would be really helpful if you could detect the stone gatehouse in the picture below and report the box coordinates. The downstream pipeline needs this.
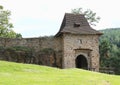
[0,13,102,71]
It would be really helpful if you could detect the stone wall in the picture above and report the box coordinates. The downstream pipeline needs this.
[0,36,63,68]
[0,36,62,52]
[0,34,100,70]
[35,49,62,68]
[62,33,100,71]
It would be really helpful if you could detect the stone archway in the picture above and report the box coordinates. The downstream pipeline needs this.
[75,55,88,70]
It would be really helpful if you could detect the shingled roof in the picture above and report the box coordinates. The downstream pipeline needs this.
[55,13,102,36]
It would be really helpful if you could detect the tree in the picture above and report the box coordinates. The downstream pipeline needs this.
[99,39,112,67]
[71,8,100,26]
[0,5,22,38]
[99,28,120,74]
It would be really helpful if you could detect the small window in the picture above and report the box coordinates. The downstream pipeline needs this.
[74,23,81,27]
[78,39,82,44]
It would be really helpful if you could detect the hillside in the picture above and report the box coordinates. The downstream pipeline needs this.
[0,61,120,85]
[100,28,120,44]
[100,28,120,48]
[99,28,120,74]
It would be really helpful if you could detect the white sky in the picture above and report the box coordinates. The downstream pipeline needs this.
[1,0,120,38]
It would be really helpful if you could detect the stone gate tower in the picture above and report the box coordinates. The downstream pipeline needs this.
[55,13,102,71]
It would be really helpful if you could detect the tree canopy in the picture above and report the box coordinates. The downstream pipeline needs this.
[71,8,100,26]
[0,5,22,38]
[99,28,120,75]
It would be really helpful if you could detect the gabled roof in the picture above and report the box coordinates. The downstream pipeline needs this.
[55,13,102,37]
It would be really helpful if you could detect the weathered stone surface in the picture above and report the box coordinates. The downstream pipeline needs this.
[62,34,100,71]
[0,37,63,68]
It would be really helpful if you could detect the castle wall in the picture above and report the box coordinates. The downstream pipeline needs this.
[0,36,62,52]
[0,34,100,70]
[0,36,63,68]
[62,33,100,71]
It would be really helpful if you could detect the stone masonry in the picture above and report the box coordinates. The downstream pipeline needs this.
[62,34,100,71]
[0,13,102,71]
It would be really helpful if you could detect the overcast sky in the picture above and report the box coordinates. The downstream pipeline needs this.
[1,0,120,38]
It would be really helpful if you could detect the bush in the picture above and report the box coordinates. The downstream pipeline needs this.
[40,48,55,54]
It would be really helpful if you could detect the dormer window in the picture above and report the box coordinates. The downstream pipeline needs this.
[78,39,82,44]
[74,23,81,27]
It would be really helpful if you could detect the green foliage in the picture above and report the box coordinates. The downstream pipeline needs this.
[2,46,32,52]
[99,28,120,74]
[1,46,34,61]
[12,46,32,52]
[40,48,55,54]
[109,56,120,75]
[0,46,4,50]
[0,46,32,60]
[71,8,100,26]
[40,35,54,40]
[0,5,22,38]
[99,40,111,67]
[0,60,120,85]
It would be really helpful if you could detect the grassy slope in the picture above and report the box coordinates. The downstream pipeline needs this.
[0,61,120,85]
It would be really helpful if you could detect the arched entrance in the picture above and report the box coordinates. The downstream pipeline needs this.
[75,55,88,70]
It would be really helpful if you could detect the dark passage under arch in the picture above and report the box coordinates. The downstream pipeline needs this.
[75,55,88,70]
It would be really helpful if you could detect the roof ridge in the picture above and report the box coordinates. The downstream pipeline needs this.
[65,13,85,16]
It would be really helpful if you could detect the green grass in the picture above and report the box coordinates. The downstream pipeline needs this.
[0,61,120,85]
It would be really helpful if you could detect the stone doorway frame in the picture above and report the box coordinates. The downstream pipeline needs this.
[75,54,88,69]
[74,48,92,70]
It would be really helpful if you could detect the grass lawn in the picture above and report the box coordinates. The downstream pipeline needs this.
[0,61,120,85]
